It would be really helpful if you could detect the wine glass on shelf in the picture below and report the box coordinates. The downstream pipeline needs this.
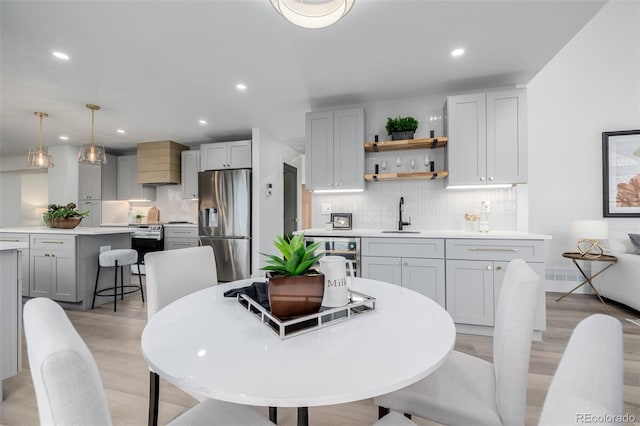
[380,160,387,172]
[395,157,402,168]
[424,154,431,171]
[409,157,416,170]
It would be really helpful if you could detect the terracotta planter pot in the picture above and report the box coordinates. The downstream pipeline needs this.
[267,273,324,319]
[51,217,83,229]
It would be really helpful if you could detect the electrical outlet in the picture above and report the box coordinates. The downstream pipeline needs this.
[483,201,491,213]
[321,203,332,214]
[99,245,111,253]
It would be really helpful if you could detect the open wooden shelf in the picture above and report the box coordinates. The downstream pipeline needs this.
[364,137,448,152]
[364,170,449,182]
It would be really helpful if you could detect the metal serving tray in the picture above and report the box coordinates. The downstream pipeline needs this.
[238,290,376,339]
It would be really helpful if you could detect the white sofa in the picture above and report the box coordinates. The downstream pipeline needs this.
[597,235,640,312]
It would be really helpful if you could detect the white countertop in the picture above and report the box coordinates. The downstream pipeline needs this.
[162,223,197,227]
[0,226,135,235]
[298,228,552,240]
[0,241,29,251]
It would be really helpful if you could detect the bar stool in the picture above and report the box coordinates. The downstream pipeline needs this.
[92,249,144,312]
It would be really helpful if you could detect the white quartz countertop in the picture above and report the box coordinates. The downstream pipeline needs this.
[162,223,197,227]
[0,241,29,251]
[0,226,135,235]
[298,228,552,240]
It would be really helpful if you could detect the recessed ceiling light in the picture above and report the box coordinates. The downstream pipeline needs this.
[117,129,126,134]
[198,119,207,125]
[59,136,69,141]
[451,48,465,57]
[52,51,70,60]
[236,83,247,91]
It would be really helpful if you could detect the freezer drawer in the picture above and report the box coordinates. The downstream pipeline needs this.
[200,237,251,282]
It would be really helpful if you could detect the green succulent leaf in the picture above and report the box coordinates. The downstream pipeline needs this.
[260,232,324,277]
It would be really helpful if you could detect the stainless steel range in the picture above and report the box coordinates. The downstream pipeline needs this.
[129,224,163,274]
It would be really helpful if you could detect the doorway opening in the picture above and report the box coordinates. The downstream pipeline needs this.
[283,163,298,240]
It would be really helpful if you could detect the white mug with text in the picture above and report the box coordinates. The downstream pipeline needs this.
[319,255,354,307]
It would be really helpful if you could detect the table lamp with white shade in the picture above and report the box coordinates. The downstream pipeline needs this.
[571,219,609,258]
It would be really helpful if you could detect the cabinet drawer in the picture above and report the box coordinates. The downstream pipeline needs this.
[165,239,199,250]
[0,233,29,243]
[445,239,544,262]
[361,237,444,258]
[164,227,198,239]
[30,234,76,251]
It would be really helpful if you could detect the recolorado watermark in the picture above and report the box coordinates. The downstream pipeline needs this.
[576,413,636,423]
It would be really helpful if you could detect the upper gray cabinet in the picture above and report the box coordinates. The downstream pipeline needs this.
[116,155,156,201]
[181,150,200,199]
[200,140,251,171]
[445,89,527,186]
[305,107,364,191]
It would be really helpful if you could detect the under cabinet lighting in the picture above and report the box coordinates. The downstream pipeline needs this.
[447,184,513,190]
[313,189,364,194]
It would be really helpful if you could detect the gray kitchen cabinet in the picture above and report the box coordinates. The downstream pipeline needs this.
[78,200,101,227]
[164,225,199,250]
[0,233,29,296]
[78,162,101,200]
[360,237,445,307]
[446,88,527,186]
[181,150,200,199]
[445,238,545,331]
[117,155,156,201]
[29,234,77,302]
[0,247,22,393]
[200,140,251,171]
[305,107,364,191]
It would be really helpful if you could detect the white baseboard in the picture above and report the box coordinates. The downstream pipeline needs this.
[544,279,593,295]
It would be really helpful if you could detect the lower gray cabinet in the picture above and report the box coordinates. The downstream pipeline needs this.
[445,260,495,326]
[164,226,199,250]
[360,238,445,307]
[29,235,77,302]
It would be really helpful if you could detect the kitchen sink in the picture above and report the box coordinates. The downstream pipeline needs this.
[381,230,420,234]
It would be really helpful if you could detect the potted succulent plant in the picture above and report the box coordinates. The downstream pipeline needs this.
[43,203,89,229]
[385,116,419,140]
[261,233,325,318]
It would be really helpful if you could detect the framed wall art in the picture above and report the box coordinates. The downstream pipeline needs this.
[331,213,352,230]
[602,129,640,217]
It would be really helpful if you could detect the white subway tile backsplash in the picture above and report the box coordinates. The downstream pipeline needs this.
[311,182,518,231]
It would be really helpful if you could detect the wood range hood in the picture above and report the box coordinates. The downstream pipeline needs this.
[137,140,190,184]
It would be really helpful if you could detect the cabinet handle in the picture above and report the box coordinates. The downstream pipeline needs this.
[51,253,56,257]
[469,247,518,252]
[403,262,408,266]
[486,265,492,270]
[496,266,503,271]
[489,177,494,181]
[335,182,339,187]
[40,240,64,244]
[0,239,20,242]
[394,261,400,266]
[480,177,485,181]
[45,253,50,257]
[328,183,333,187]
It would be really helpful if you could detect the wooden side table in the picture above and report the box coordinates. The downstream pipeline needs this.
[558,252,618,316]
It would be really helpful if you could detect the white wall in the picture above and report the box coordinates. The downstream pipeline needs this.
[47,145,79,206]
[0,155,49,227]
[252,128,304,276]
[527,0,640,281]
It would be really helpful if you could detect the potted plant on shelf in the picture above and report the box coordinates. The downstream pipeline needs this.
[386,116,419,140]
[261,233,325,318]
[43,203,89,229]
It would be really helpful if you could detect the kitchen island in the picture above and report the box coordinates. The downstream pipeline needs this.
[0,242,27,400]
[299,228,551,338]
[0,227,135,310]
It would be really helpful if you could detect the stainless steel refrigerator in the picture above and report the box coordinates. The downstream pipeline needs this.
[198,169,251,281]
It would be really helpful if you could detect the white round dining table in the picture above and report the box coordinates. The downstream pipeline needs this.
[141,277,455,420]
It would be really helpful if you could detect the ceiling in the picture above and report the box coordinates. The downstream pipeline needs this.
[0,0,606,158]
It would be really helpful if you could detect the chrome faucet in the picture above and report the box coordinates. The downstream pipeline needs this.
[398,197,411,231]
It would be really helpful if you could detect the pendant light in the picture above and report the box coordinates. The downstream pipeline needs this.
[27,112,54,168]
[78,103,106,165]
[270,0,355,29]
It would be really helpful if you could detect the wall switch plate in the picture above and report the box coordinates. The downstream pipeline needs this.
[321,203,332,214]
[483,201,491,213]
[99,245,111,253]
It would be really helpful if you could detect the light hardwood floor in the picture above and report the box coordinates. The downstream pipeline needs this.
[1,283,638,426]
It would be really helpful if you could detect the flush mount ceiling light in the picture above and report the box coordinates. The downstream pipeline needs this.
[52,51,70,60]
[236,83,247,91]
[270,0,355,29]
[451,48,465,57]
[27,112,54,168]
[78,104,107,165]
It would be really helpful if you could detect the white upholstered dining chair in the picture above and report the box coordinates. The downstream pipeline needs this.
[374,258,541,425]
[23,297,273,426]
[145,245,273,426]
[538,313,623,425]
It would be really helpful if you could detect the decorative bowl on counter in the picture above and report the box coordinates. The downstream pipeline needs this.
[50,217,83,229]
